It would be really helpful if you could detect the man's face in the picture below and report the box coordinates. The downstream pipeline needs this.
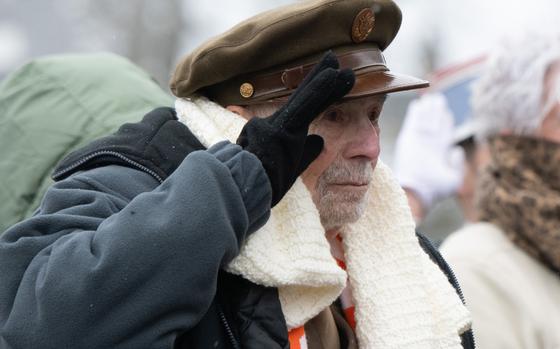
[301,95,386,231]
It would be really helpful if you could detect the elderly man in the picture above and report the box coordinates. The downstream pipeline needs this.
[0,0,473,348]
[440,34,560,349]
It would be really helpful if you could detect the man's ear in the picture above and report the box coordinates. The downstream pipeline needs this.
[226,105,253,120]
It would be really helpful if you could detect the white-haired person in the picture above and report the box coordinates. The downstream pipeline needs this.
[439,34,560,349]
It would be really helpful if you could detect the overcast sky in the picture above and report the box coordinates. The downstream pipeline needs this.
[2,0,560,78]
[388,0,560,75]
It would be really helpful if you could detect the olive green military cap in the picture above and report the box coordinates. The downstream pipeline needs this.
[170,0,428,106]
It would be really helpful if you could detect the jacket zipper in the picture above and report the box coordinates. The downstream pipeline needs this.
[438,255,476,349]
[217,305,240,349]
[52,150,164,183]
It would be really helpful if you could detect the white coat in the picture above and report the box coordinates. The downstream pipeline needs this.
[440,222,560,349]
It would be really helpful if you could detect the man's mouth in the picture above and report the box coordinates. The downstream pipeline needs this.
[329,182,370,187]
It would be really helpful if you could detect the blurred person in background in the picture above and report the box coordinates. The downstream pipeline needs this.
[0,0,474,348]
[0,53,174,233]
[440,34,560,348]
[394,57,489,225]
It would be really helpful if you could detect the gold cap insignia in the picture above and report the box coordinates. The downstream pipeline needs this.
[351,8,375,43]
[239,82,254,98]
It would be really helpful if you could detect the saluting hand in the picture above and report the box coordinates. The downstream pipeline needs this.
[237,51,355,207]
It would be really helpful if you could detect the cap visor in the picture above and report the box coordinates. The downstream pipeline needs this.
[346,70,429,98]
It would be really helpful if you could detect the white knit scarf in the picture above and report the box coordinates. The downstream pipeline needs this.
[175,96,471,348]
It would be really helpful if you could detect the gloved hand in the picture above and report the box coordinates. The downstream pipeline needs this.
[393,92,464,210]
[237,51,355,207]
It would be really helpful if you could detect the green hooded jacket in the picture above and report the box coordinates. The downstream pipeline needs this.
[0,53,173,232]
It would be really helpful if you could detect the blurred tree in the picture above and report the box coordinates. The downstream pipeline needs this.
[85,0,183,89]
[0,0,183,88]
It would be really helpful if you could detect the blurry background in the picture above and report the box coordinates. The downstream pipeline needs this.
[1,0,559,241]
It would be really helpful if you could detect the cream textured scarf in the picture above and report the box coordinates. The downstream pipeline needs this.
[175,96,471,348]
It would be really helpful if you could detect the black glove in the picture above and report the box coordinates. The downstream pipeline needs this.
[237,51,355,207]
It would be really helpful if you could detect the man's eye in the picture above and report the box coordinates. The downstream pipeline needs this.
[323,109,344,122]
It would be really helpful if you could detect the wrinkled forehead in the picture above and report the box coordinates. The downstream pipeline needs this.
[310,95,389,132]
[328,94,388,110]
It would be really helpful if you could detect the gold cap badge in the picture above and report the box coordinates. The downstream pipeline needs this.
[351,8,375,43]
[239,82,254,98]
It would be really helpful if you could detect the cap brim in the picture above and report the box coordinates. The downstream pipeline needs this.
[267,70,429,105]
[346,70,429,98]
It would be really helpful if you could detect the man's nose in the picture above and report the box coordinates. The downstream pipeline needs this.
[343,119,380,161]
